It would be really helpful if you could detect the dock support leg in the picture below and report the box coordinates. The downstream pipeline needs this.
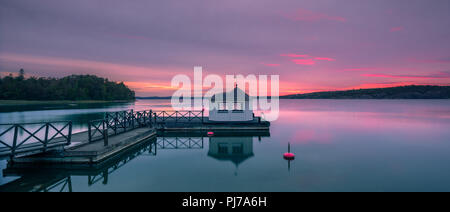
[102,170,109,185]
[67,176,73,192]
[103,129,108,146]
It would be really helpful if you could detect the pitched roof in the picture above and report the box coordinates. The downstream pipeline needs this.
[207,152,254,166]
[210,86,250,102]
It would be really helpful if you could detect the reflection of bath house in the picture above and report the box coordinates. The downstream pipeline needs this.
[207,137,254,171]
[209,86,253,122]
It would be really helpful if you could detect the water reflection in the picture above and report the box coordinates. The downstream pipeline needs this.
[0,131,269,192]
[0,138,157,192]
[208,137,254,176]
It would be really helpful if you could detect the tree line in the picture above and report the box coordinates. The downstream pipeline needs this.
[0,69,135,101]
[281,85,450,99]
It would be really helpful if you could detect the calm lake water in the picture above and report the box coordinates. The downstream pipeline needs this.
[1,99,450,192]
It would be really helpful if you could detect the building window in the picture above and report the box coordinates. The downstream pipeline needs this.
[218,143,228,154]
[234,102,243,110]
[232,144,243,154]
[218,103,226,110]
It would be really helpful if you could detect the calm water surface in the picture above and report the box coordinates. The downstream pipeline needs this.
[1,99,450,192]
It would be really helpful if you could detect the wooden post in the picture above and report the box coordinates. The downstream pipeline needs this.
[68,121,72,145]
[150,110,152,127]
[67,176,73,192]
[11,125,19,156]
[103,128,108,146]
[114,112,119,134]
[88,122,92,143]
[202,109,204,124]
[123,111,127,132]
[102,170,109,185]
[44,123,49,151]
[143,111,147,126]
[103,120,108,146]
[132,110,135,129]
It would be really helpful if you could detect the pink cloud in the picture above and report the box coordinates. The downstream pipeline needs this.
[390,26,404,32]
[345,81,417,90]
[124,81,176,93]
[261,63,281,67]
[284,8,346,22]
[342,67,378,72]
[282,54,335,65]
[292,59,316,65]
[280,53,310,58]
[314,57,335,61]
[0,53,180,79]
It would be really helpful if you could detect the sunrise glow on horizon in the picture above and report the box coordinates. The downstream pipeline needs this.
[1,0,450,96]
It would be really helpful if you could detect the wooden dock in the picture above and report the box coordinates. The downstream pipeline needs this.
[12,128,156,164]
[0,109,269,165]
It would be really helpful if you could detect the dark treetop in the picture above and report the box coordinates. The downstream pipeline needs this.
[281,85,450,99]
[0,70,135,101]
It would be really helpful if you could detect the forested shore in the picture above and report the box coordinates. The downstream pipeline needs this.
[0,69,135,101]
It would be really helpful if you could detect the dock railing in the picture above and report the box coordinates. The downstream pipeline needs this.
[89,109,153,145]
[153,110,204,123]
[0,121,72,158]
[88,119,109,146]
[157,137,204,149]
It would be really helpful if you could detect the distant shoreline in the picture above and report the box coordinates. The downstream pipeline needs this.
[281,85,450,99]
[137,85,450,100]
[0,100,134,106]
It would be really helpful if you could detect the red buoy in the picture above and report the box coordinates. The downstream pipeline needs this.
[283,152,295,160]
[283,143,295,160]
[207,131,214,136]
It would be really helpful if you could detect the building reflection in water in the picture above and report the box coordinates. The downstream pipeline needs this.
[208,137,254,176]
[0,131,269,192]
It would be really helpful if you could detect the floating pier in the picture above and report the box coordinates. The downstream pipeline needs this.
[0,109,269,165]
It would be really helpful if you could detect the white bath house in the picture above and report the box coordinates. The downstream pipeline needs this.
[208,86,253,122]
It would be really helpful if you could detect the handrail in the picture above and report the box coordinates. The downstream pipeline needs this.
[89,109,153,145]
[0,120,73,125]
[0,121,72,158]
[153,110,204,123]
[0,108,206,157]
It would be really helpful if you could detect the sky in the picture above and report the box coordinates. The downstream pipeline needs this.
[1,0,450,96]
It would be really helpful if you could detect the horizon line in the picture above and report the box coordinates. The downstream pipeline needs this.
[136,84,449,98]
